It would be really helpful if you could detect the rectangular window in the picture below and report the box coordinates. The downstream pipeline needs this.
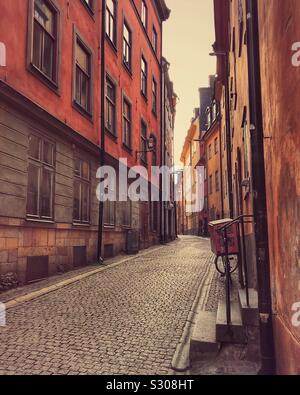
[214,137,218,154]
[215,170,220,192]
[152,77,157,115]
[32,0,58,83]
[152,26,158,53]
[104,199,115,226]
[105,76,116,135]
[81,0,93,12]
[123,97,132,149]
[73,158,90,223]
[141,56,148,98]
[140,120,147,164]
[106,0,117,46]
[209,175,213,195]
[208,144,212,160]
[141,1,148,29]
[27,135,55,220]
[74,37,92,114]
[121,200,131,227]
[123,21,132,71]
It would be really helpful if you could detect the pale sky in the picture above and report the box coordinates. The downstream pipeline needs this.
[163,0,216,165]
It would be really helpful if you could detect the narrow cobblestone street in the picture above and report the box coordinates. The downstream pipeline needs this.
[0,236,216,375]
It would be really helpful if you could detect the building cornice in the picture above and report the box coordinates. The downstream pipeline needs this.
[154,0,171,22]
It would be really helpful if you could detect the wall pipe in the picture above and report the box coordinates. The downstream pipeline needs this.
[246,0,276,375]
[97,0,106,264]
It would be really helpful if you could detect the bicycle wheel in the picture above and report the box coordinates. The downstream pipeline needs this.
[214,255,238,275]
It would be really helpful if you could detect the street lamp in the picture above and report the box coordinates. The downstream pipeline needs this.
[209,51,227,57]
[136,136,155,160]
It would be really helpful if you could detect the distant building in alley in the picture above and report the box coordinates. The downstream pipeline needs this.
[197,79,214,236]
[180,109,201,235]
[161,57,177,242]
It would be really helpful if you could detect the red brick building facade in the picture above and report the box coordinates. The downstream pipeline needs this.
[102,0,170,255]
[213,0,300,374]
[0,0,170,285]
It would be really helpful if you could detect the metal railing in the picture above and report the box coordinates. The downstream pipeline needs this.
[218,214,255,326]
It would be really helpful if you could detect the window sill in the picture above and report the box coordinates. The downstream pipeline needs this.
[25,217,55,226]
[122,143,133,155]
[105,35,118,54]
[152,109,158,118]
[28,63,60,96]
[79,0,95,19]
[72,101,93,122]
[104,224,116,229]
[141,92,148,103]
[122,62,133,78]
[72,222,91,227]
[105,128,118,142]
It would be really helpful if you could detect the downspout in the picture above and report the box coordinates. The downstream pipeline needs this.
[97,0,106,264]
[163,85,168,243]
[224,55,234,219]
[218,115,225,217]
[159,37,164,244]
[246,0,276,374]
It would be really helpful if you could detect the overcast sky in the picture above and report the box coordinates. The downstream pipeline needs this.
[163,0,216,165]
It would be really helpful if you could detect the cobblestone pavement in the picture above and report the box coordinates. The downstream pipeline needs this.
[0,236,215,375]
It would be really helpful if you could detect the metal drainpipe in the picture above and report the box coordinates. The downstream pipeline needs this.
[160,40,165,244]
[97,0,106,264]
[224,55,234,219]
[218,115,225,218]
[246,0,276,374]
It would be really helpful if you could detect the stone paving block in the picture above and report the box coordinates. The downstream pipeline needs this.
[0,236,258,376]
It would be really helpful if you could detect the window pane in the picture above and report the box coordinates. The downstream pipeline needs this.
[104,200,115,225]
[27,164,39,215]
[110,201,115,224]
[34,0,54,35]
[75,66,81,104]
[74,158,81,176]
[81,73,88,109]
[73,180,80,221]
[32,21,43,69]
[41,168,52,217]
[81,183,89,222]
[29,135,41,159]
[107,80,115,101]
[43,141,54,165]
[76,42,88,73]
[82,161,90,180]
[43,33,54,78]
[141,1,147,28]
[107,0,114,13]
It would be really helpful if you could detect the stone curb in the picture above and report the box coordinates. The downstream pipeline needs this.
[4,245,165,311]
[170,256,215,373]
